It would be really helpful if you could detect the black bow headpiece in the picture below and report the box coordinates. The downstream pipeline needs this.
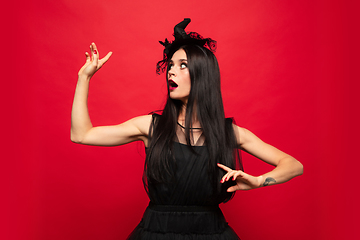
[156,18,217,74]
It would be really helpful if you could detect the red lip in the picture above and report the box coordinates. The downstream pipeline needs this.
[168,79,178,90]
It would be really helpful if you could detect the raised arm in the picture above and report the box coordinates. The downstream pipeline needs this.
[218,125,303,191]
[71,43,152,146]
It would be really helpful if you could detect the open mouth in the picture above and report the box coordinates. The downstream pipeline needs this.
[168,80,178,89]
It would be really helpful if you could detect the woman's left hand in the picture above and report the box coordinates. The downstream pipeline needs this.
[217,163,262,191]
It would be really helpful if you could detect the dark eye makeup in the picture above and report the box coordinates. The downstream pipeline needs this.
[168,60,187,70]
[180,62,187,69]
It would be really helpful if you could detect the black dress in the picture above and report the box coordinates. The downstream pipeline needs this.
[127,117,240,239]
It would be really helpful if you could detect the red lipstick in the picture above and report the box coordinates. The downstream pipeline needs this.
[168,80,178,91]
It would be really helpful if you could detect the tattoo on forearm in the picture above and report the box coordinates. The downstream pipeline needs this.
[263,177,276,186]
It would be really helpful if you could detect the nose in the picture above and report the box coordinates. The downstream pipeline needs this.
[168,67,176,78]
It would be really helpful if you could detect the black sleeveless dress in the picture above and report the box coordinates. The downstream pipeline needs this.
[127,117,240,239]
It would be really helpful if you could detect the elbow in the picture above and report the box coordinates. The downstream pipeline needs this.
[71,137,81,144]
[70,131,84,144]
[70,135,81,144]
[294,159,304,177]
[281,156,303,178]
[70,127,93,144]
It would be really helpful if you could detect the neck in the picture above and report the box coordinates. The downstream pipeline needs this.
[178,103,200,128]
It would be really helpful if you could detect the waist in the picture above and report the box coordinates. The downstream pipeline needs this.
[148,202,220,212]
[139,202,228,234]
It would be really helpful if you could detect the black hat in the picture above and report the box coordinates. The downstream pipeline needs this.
[156,18,217,74]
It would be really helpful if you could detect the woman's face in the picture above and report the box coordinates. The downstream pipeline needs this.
[167,49,191,103]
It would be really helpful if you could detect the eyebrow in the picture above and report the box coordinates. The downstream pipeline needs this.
[169,59,187,63]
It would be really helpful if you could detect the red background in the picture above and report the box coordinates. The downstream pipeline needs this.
[3,0,359,239]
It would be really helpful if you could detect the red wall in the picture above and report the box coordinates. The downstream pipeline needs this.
[4,0,359,239]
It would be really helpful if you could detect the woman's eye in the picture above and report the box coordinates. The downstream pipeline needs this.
[180,63,187,69]
[169,64,174,69]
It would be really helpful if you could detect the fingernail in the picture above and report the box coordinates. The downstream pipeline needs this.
[94,50,97,54]
[220,179,223,183]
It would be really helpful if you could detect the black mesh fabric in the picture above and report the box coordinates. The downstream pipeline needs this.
[127,116,240,239]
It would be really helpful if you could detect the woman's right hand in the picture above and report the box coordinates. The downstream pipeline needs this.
[78,42,112,78]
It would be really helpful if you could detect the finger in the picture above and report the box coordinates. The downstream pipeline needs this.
[91,42,99,65]
[103,51,113,61]
[232,171,244,181]
[227,186,238,192]
[225,171,238,181]
[220,171,231,183]
[85,52,91,62]
[99,51,113,66]
[220,173,227,183]
[89,44,94,61]
[217,163,232,172]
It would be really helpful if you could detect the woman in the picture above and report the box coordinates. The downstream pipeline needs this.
[71,19,303,239]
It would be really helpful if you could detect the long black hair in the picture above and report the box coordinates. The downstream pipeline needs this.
[144,44,243,202]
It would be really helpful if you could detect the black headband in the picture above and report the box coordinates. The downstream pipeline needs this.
[156,18,217,74]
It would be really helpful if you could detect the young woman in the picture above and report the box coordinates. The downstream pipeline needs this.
[71,19,303,239]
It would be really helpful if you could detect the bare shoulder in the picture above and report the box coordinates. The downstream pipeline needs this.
[134,114,164,147]
[128,114,153,135]
[232,124,263,147]
[118,114,153,137]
